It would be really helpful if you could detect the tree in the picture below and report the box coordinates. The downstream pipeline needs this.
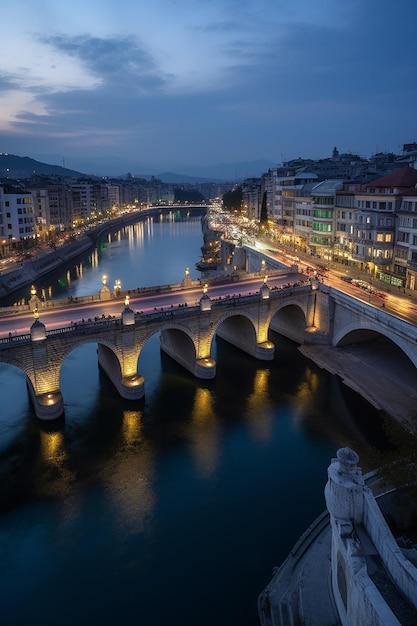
[222,187,242,212]
[174,188,205,203]
[259,191,268,227]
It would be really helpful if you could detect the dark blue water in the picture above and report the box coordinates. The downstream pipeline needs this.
[0,211,385,626]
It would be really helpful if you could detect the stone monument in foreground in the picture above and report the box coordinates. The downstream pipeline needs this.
[258,448,417,625]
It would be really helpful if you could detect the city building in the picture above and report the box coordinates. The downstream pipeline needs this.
[353,166,417,285]
[46,182,73,232]
[334,183,360,264]
[309,179,343,261]
[249,159,417,289]
[241,177,262,220]
[395,188,417,290]
[0,185,36,252]
[26,186,51,242]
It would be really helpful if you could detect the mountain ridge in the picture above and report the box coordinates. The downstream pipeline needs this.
[0,153,84,179]
[0,153,277,183]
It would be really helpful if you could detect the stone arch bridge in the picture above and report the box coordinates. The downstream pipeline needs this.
[1,281,416,420]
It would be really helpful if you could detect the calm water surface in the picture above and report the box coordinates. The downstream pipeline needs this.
[0,211,385,625]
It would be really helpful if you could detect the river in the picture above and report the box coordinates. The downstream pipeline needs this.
[0,209,387,626]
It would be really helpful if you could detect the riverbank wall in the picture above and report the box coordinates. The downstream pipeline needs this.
[0,206,207,304]
[0,236,93,301]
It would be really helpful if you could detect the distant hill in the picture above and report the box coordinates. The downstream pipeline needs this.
[29,153,277,181]
[0,153,84,179]
[0,153,277,183]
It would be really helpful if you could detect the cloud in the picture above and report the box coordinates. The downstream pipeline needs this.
[1,0,417,169]
[39,33,170,92]
[0,74,21,93]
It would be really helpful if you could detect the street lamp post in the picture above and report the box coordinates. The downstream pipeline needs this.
[182,267,191,288]
[100,274,111,300]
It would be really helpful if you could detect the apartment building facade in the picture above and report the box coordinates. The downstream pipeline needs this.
[259,164,417,288]
[309,180,343,261]
[395,189,417,290]
[0,186,36,251]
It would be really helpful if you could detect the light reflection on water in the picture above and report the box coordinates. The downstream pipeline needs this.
[0,214,388,626]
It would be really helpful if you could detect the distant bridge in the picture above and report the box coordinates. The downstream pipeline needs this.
[1,278,417,420]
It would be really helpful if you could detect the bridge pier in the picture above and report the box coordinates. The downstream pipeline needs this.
[97,343,145,400]
[111,372,145,400]
[27,382,65,421]
[254,341,275,360]
[98,362,145,400]
[195,357,216,379]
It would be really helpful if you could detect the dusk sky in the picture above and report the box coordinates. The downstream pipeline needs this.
[1,0,417,176]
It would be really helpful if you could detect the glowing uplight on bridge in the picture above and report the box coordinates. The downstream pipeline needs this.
[124,373,143,387]
[39,391,61,406]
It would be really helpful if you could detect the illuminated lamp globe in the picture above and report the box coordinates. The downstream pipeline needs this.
[200,284,211,311]
[121,294,135,326]
[30,308,46,341]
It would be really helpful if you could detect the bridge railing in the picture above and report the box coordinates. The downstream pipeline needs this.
[0,333,32,346]
[0,280,200,317]
[329,286,417,342]
[0,282,313,348]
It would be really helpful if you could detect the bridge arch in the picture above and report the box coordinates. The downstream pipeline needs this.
[213,310,257,344]
[59,336,124,372]
[211,310,274,360]
[0,360,34,426]
[0,353,31,380]
[269,302,307,344]
[333,322,417,369]
[157,322,199,375]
